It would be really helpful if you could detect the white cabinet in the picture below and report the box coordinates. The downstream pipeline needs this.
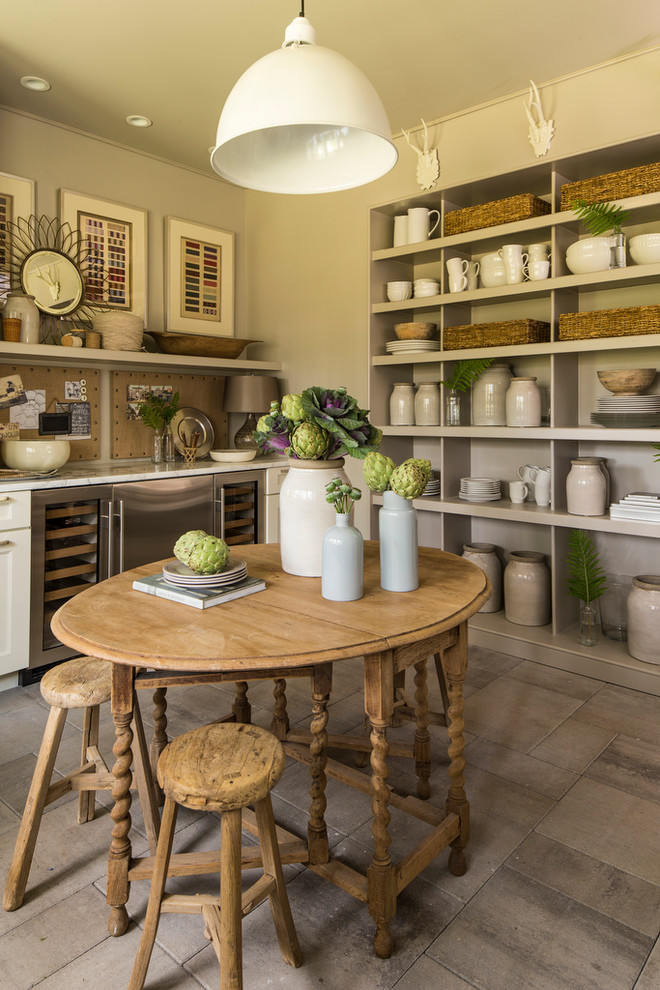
[368,135,660,694]
[0,491,31,677]
[264,466,288,543]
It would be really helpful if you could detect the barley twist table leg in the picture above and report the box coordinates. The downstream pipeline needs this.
[443,625,470,877]
[149,687,168,805]
[307,685,330,865]
[107,710,133,936]
[232,680,251,723]
[270,678,290,740]
[368,718,396,958]
[413,658,431,800]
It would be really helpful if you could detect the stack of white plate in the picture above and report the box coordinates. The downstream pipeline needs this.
[163,557,248,588]
[386,340,441,354]
[459,477,501,502]
[422,477,441,496]
[592,394,660,427]
[414,279,440,298]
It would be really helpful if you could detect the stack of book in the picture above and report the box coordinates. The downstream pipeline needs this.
[132,555,266,608]
[609,492,660,523]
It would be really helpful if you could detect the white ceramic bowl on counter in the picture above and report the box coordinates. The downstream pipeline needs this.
[1,439,71,472]
[629,232,660,265]
[209,449,257,463]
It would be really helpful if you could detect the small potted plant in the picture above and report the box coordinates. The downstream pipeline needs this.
[139,390,180,463]
[321,477,363,602]
[440,358,493,426]
[571,198,630,268]
[566,528,608,645]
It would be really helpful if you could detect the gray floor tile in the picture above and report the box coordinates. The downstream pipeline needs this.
[392,953,476,989]
[529,717,616,772]
[574,684,660,747]
[0,799,20,837]
[537,776,660,885]
[466,737,578,800]
[464,676,583,753]
[427,867,652,990]
[0,687,41,717]
[635,937,660,990]
[506,832,660,937]
[586,733,660,805]
[505,659,604,700]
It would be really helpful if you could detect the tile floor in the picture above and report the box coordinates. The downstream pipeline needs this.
[1,647,659,989]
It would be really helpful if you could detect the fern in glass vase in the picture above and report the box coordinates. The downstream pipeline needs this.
[566,529,608,646]
[571,198,630,236]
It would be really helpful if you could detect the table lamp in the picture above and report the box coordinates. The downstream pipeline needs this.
[223,375,280,450]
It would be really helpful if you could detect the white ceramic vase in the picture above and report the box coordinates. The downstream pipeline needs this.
[627,575,660,664]
[389,383,415,426]
[4,292,41,344]
[279,457,350,576]
[566,460,607,516]
[471,363,513,426]
[504,550,551,626]
[461,542,502,612]
[414,382,441,425]
[321,514,364,601]
[505,377,542,427]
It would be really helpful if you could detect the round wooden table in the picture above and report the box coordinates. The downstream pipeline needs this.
[52,542,490,957]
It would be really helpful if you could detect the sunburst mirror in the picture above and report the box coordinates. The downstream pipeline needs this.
[5,215,108,342]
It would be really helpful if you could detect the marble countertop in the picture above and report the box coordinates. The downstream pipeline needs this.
[0,454,288,492]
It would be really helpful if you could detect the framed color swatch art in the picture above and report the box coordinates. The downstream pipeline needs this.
[165,217,234,337]
[59,190,148,322]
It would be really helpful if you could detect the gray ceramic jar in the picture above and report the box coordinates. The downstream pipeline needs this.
[627,575,660,664]
[471,363,513,426]
[462,542,502,612]
[504,550,551,626]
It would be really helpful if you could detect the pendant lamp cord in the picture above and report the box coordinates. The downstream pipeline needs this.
[299,1,304,15]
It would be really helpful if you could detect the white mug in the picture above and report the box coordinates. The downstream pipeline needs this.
[466,260,480,290]
[518,464,540,497]
[499,244,526,262]
[449,274,468,293]
[524,259,550,281]
[530,467,551,506]
[504,261,525,284]
[528,242,550,259]
[393,215,408,247]
[446,257,469,276]
[509,481,529,504]
[407,207,440,243]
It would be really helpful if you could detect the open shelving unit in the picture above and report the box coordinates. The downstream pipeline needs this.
[368,134,660,694]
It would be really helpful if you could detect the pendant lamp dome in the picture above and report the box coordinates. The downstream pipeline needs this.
[210,9,397,194]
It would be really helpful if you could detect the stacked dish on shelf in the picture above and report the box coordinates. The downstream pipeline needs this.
[386,339,440,354]
[459,477,501,502]
[591,367,660,427]
[421,475,440,496]
[386,321,439,354]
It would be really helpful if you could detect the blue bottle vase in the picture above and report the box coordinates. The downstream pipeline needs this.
[378,491,418,592]
[321,514,364,601]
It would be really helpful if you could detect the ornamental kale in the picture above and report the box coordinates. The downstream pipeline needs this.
[254,387,381,460]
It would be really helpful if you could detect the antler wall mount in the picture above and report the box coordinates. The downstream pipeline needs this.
[401,119,440,191]
[524,80,555,158]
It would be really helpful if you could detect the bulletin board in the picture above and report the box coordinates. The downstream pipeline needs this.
[0,364,100,460]
[111,371,228,459]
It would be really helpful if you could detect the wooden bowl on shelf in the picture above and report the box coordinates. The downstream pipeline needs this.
[596,368,656,394]
[150,333,259,359]
[394,322,437,341]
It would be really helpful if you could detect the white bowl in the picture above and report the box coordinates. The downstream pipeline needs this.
[629,233,660,265]
[386,281,413,302]
[566,237,611,274]
[209,449,257,463]
[1,439,71,472]
[480,267,506,287]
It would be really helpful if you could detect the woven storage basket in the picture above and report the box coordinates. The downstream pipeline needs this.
[93,312,144,351]
[558,305,660,341]
[560,162,660,211]
[443,319,550,351]
[444,194,551,236]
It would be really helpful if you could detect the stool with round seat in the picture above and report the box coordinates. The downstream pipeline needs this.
[3,655,157,913]
[128,721,302,990]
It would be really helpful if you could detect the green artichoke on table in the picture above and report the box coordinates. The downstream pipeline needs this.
[363,452,396,493]
[389,461,428,499]
[173,530,229,574]
[289,421,332,459]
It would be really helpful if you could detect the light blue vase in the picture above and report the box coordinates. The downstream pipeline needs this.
[321,514,364,601]
[379,491,418,592]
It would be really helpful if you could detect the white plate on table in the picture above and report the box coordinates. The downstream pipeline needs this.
[163,557,247,587]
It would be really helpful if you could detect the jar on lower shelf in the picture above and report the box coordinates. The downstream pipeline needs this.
[389,383,415,426]
[462,542,502,612]
[471,363,513,426]
[504,550,551,626]
[627,575,660,664]
[566,459,607,516]
[414,382,440,425]
[505,377,542,427]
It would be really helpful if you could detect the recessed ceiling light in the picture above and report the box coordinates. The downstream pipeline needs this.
[126,115,153,128]
[20,76,51,92]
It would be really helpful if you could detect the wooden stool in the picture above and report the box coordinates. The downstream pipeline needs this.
[3,655,155,912]
[128,722,302,990]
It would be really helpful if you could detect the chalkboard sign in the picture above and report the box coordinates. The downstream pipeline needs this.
[56,401,91,439]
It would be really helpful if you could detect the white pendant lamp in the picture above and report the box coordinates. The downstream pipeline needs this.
[210,5,398,194]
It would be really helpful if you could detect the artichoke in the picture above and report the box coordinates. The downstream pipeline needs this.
[173,530,229,574]
[290,421,331,459]
[389,461,427,499]
[363,452,396,493]
[401,457,432,486]
[281,392,305,423]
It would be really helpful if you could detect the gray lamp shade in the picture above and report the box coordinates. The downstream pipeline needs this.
[223,375,280,414]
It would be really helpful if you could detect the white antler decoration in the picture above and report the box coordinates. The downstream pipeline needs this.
[524,80,555,158]
[401,118,440,190]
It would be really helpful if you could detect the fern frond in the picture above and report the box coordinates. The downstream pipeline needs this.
[652,442,660,462]
[441,358,493,393]
[572,198,630,237]
[566,529,608,603]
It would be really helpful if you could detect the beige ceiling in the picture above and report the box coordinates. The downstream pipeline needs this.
[2,0,660,177]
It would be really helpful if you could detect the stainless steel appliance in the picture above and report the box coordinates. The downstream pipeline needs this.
[28,473,252,671]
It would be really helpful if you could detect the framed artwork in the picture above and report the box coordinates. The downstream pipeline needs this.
[165,216,234,337]
[0,172,35,291]
[59,189,148,322]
